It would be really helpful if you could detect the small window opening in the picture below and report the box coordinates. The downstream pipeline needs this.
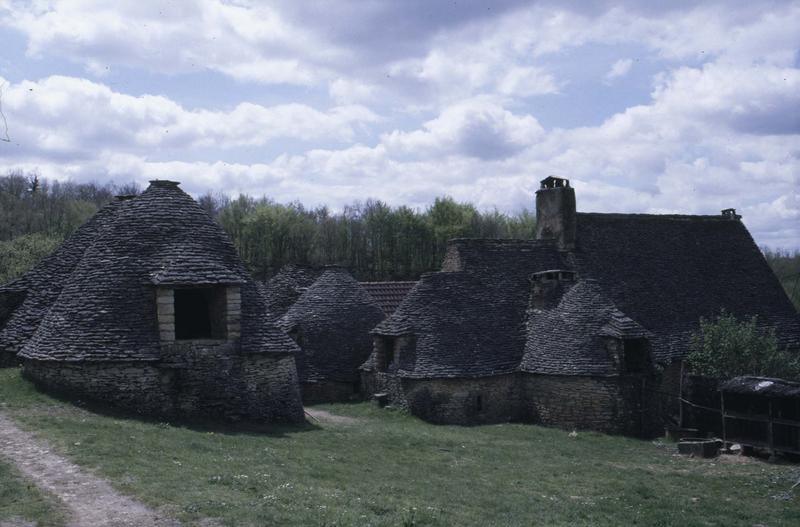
[376,336,396,372]
[174,287,227,340]
[476,394,483,412]
[622,339,648,373]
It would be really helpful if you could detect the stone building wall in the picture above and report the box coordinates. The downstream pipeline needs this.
[405,375,521,425]
[22,344,303,423]
[361,371,409,409]
[362,369,671,435]
[393,375,520,425]
[520,374,651,435]
[22,361,168,414]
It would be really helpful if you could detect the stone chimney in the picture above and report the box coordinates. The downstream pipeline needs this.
[529,269,576,311]
[535,176,576,250]
[721,208,741,220]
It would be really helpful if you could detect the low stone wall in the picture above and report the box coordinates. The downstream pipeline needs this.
[22,343,304,423]
[301,381,360,405]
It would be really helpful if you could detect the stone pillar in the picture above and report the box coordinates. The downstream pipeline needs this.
[156,288,175,342]
[226,286,241,339]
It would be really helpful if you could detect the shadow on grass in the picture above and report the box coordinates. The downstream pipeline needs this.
[18,378,323,439]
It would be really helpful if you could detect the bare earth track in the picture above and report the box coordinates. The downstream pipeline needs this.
[0,412,179,527]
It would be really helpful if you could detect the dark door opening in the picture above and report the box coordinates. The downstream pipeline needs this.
[174,288,226,340]
[623,338,649,373]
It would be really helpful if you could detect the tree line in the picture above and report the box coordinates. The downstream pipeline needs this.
[0,172,535,283]
[0,171,798,307]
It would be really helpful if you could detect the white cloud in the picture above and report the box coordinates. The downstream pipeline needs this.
[328,78,378,105]
[382,99,544,160]
[0,75,378,159]
[2,0,339,85]
[1,1,799,248]
[604,58,633,84]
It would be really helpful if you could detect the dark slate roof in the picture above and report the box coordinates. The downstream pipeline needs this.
[0,198,125,357]
[520,280,644,376]
[371,240,566,378]
[369,211,799,380]
[360,281,418,315]
[720,376,800,398]
[278,267,385,383]
[17,180,298,362]
[261,264,322,319]
[571,213,800,362]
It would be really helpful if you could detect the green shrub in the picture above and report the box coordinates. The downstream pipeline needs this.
[0,233,62,285]
[687,309,800,380]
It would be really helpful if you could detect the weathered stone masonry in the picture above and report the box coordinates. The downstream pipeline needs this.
[10,180,305,423]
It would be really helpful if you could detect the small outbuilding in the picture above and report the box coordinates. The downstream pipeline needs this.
[279,266,385,403]
[4,180,304,423]
[721,376,800,456]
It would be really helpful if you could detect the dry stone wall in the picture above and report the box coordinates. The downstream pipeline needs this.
[22,342,303,423]
[522,374,650,435]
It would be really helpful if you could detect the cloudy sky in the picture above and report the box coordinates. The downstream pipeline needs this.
[1,1,798,248]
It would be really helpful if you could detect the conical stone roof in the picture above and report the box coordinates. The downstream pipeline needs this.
[279,266,385,383]
[17,180,298,362]
[0,198,126,359]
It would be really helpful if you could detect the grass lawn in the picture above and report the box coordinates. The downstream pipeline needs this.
[1,368,799,526]
[0,457,68,527]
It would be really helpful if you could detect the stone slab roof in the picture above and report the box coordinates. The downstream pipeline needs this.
[360,281,418,315]
[14,180,298,362]
[261,264,322,319]
[0,199,125,358]
[373,241,566,378]
[279,267,385,383]
[571,212,800,361]
[369,212,799,380]
[521,280,636,375]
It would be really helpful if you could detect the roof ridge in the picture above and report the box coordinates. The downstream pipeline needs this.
[577,212,735,221]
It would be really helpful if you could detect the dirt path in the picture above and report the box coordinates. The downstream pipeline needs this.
[304,408,360,425]
[0,412,179,527]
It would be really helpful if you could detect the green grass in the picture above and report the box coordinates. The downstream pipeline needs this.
[0,457,68,527]
[1,369,799,526]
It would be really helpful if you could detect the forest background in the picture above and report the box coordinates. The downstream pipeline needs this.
[1,172,797,310]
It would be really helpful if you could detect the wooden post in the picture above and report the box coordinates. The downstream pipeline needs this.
[679,361,685,428]
[720,391,727,448]
[767,399,774,459]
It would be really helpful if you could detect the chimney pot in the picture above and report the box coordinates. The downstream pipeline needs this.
[535,176,576,250]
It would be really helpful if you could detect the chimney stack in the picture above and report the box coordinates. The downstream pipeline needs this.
[529,270,576,311]
[535,176,576,250]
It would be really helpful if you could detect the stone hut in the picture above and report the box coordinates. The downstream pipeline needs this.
[361,176,799,434]
[520,278,657,435]
[4,180,304,423]
[279,266,385,403]
[260,264,322,319]
[720,376,800,456]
